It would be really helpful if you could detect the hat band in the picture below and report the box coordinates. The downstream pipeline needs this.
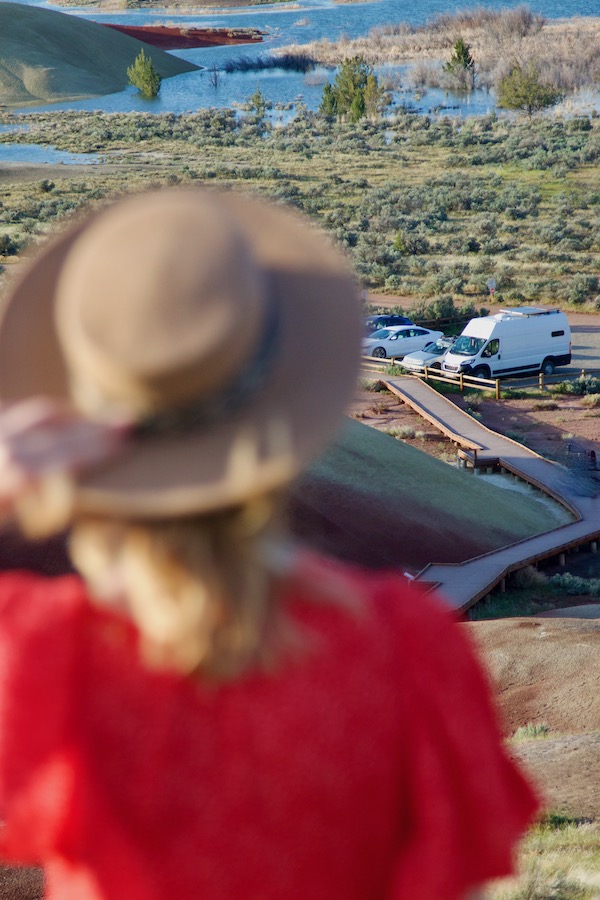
[132,292,281,438]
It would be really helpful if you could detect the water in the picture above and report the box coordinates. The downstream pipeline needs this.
[0,142,101,164]
[7,0,600,118]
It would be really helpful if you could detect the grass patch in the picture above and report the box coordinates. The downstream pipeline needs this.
[531,399,560,411]
[512,722,551,741]
[358,378,388,393]
[506,430,528,445]
[580,394,600,408]
[490,818,600,899]
[384,425,415,439]
[368,400,390,415]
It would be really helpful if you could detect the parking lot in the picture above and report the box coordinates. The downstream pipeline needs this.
[567,314,600,375]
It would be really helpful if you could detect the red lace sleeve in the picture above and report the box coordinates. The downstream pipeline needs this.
[383,579,540,899]
[0,572,88,863]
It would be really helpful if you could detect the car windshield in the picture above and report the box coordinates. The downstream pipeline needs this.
[368,328,393,339]
[427,340,448,353]
[451,335,486,356]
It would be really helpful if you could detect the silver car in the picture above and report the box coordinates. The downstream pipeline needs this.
[401,336,455,372]
[362,326,444,360]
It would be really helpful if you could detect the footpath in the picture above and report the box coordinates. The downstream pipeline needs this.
[384,376,600,612]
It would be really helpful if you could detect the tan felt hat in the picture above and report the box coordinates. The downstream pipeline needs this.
[0,188,361,518]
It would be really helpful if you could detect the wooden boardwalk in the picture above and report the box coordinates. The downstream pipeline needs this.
[383,376,600,612]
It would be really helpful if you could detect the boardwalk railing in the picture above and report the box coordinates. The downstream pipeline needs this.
[360,356,594,397]
[361,355,501,398]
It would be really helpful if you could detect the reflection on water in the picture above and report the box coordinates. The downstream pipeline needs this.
[7,0,600,119]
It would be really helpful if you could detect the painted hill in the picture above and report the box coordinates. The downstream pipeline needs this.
[0,2,199,107]
[291,419,570,572]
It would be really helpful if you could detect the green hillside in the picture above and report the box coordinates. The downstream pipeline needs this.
[0,2,198,106]
[291,419,571,572]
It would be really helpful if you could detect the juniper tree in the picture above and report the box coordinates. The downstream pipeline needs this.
[443,37,476,91]
[497,63,563,116]
[319,56,387,123]
[127,49,162,99]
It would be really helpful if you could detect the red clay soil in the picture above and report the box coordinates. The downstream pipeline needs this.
[103,23,265,50]
[465,616,600,820]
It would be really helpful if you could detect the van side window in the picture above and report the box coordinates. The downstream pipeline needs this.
[552,330,565,337]
[481,339,499,358]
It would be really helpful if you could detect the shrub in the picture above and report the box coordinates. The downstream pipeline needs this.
[442,37,476,92]
[511,565,548,590]
[531,399,559,411]
[358,378,387,392]
[0,233,20,256]
[385,426,415,439]
[549,572,600,595]
[127,49,162,98]
[580,393,600,408]
[497,63,563,116]
[320,57,388,122]
[512,722,550,740]
[553,376,600,396]
[566,273,599,305]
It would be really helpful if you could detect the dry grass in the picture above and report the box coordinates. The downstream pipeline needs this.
[279,8,600,93]
[490,819,600,899]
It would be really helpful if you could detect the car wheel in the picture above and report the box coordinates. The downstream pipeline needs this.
[430,362,442,370]
[373,347,387,359]
[472,366,490,379]
[541,358,555,376]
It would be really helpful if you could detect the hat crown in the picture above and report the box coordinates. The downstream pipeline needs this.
[55,192,267,417]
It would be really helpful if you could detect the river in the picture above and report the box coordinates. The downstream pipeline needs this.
[8,0,600,119]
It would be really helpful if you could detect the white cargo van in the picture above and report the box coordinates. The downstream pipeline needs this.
[441,307,571,379]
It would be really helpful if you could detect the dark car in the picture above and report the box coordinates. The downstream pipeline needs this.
[364,314,414,334]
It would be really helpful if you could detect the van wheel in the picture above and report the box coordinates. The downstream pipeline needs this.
[372,347,387,359]
[472,366,490,380]
[541,358,555,376]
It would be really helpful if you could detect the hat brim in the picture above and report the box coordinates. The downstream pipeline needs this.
[0,191,361,518]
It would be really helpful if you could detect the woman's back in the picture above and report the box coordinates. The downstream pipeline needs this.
[0,558,537,900]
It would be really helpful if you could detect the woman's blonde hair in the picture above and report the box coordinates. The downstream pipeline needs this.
[16,479,360,681]
[68,494,295,680]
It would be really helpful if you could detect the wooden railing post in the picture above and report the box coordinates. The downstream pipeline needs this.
[459,373,464,393]
[539,372,545,390]
[495,379,501,400]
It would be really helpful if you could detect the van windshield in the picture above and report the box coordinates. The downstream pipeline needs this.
[452,335,486,356]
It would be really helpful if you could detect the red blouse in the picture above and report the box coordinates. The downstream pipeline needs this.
[0,559,538,899]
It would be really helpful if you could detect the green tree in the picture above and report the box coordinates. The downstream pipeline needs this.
[363,72,390,119]
[127,49,162,98]
[319,56,386,123]
[497,63,563,116]
[443,37,476,91]
[320,83,338,117]
[249,86,268,119]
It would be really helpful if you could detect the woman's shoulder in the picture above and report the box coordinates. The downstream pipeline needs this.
[285,551,469,674]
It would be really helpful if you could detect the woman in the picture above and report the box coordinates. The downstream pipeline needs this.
[0,188,537,899]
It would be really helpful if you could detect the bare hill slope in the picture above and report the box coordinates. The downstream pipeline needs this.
[290,419,569,572]
[467,615,600,819]
[0,2,198,106]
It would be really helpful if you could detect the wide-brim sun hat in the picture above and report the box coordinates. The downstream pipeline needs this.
[0,188,362,518]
